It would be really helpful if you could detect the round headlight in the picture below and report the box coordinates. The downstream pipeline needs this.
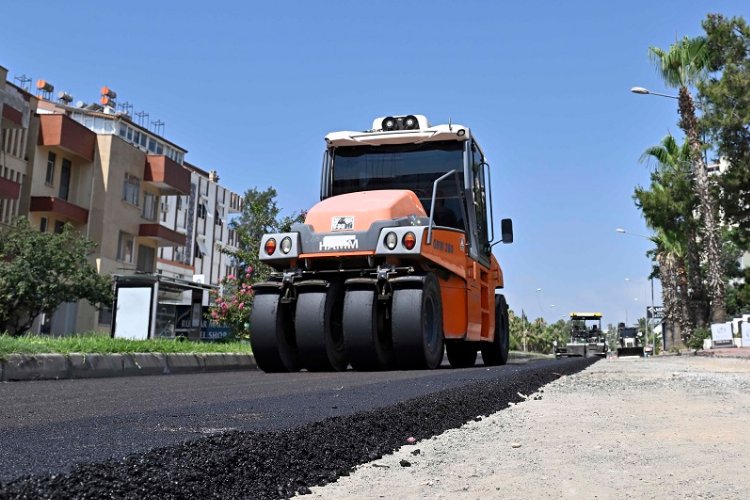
[384,231,398,250]
[402,231,416,250]
[382,117,396,131]
[264,238,277,255]
[403,115,418,130]
[280,236,292,254]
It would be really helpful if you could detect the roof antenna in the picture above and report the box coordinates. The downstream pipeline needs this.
[448,117,453,132]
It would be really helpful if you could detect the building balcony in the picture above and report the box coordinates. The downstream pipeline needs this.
[0,177,21,199]
[29,196,89,225]
[144,155,190,195]
[139,223,187,247]
[1,103,24,129]
[38,114,96,162]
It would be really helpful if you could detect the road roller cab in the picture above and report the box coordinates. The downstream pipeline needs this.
[251,114,513,372]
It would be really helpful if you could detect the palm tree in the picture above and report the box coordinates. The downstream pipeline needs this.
[651,229,692,348]
[639,135,708,327]
[649,36,726,323]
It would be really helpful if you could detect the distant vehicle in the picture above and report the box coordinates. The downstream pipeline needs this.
[554,312,607,358]
[617,322,645,357]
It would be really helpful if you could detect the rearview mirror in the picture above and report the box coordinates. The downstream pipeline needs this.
[501,218,513,244]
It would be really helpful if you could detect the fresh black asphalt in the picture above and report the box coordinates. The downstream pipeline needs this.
[0,357,596,499]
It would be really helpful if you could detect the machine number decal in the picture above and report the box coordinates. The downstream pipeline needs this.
[320,235,359,251]
[332,216,354,231]
[432,239,454,254]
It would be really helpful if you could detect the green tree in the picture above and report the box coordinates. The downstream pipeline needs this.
[0,218,112,336]
[231,186,306,283]
[650,36,727,323]
[700,14,750,250]
[650,229,690,348]
[509,310,568,354]
[209,187,305,337]
[722,239,750,316]
[636,134,708,327]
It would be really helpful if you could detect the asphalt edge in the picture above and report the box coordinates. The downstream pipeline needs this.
[0,351,546,382]
[0,353,257,382]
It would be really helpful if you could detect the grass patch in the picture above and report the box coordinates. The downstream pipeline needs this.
[0,333,251,357]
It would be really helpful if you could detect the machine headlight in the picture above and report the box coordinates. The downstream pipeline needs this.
[403,115,418,130]
[280,236,292,254]
[384,231,398,250]
[382,116,397,131]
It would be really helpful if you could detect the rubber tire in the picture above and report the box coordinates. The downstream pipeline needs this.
[391,273,444,370]
[295,284,348,371]
[250,292,301,373]
[342,288,395,370]
[481,294,509,366]
[446,341,478,368]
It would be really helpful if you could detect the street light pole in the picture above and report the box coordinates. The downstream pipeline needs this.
[630,86,679,100]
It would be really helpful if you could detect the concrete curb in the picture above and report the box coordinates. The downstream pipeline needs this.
[0,353,256,382]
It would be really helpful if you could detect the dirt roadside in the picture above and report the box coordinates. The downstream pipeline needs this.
[303,356,750,499]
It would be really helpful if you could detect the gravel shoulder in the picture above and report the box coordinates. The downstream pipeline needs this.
[304,356,750,499]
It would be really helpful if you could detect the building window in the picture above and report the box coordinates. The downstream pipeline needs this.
[195,237,208,257]
[197,201,207,220]
[45,152,56,185]
[142,192,157,220]
[216,205,225,226]
[40,217,48,233]
[123,173,140,206]
[59,158,71,201]
[117,231,135,263]
[54,221,65,234]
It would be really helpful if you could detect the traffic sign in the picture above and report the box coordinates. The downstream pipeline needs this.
[647,306,664,319]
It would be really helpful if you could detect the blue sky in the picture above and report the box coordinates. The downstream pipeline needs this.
[2,0,747,326]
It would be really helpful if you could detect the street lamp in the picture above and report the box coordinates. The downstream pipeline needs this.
[630,86,678,99]
[616,227,653,240]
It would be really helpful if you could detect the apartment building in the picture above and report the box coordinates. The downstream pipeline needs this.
[0,65,37,225]
[0,66,243,335]
[156,164,242,285]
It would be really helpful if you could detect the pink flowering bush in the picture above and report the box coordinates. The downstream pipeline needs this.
[208,266,256,339]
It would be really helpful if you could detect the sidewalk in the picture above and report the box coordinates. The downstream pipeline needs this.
[696,346,750,359]
[0,352,256,382]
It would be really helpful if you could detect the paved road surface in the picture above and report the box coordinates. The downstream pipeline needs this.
[0,357,557,482]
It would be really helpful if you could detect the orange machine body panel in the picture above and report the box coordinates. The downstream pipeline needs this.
[419,227,502,342]
[295,193,503,344]
[304,190,426,233]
